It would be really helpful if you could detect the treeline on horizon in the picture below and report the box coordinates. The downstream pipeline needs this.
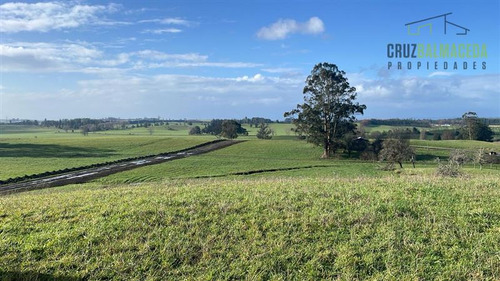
[3,117,275,129]
[5,117,500,130]
[2,115,498,142]
[361,118,500,127]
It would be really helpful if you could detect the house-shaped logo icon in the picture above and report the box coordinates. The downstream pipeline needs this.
[405,13,470,35]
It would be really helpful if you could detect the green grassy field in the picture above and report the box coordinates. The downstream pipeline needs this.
[0,123,292,180]
[97,139,382,184]
[361,124,428,133]
[411,139,500,150]
[0,134,211,180]
[3,123,497,181]
[1,125,499,280]
[410,139,500,161]
[1,175,499,280]
[97,137,499,184]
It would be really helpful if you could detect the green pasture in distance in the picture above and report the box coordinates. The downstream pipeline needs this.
[410,139,500,161]
[359,124,427,133]
[98,138,499,184]
[1,125,498,181]
[411,139,500,150]
[0,122,296,138]
[98,139,342,183]
[0,125,65,138]
[0,135,211,180]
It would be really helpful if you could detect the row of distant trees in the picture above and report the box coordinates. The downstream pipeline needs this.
[6,115,496,141]
[360,118,500,127]
[360,119,431,127]
[365,117,494,142]
[188,119,274,139]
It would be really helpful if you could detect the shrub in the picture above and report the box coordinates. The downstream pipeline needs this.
[436,163,461,177]
[436,149,468,177]
[256,123,273,139]
[449,149,469,166]
[189,126,202,135]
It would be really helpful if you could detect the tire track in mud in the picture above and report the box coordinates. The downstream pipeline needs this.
[0,140,241,195]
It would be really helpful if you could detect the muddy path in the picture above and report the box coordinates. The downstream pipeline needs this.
[0,139,241,195]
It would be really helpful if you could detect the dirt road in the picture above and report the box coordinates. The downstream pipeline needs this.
[0,139,240,195]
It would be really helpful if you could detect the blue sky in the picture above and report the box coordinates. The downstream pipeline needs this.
[1,0,499,120]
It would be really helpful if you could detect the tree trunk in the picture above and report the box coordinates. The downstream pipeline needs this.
[322,137,330,158]
[398,161,403,168]
[321,148,329,159]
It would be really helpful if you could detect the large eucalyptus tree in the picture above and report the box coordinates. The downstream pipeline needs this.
[285,63,366,158]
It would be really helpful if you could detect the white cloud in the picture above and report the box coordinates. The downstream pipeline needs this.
[100,53,130,66]
[261,67,302,78]
[1,73,301,119]
[143,61,262,69]
[139,17,196,35]
[4,68,498,120]
[142,28,182,34]
[0,42,102,71]
[139,17,194,26]
[250,97,283,105]
[160,18,192,26]
[0,42,261,72]
[428,71,455,77]
[236,73,265,82]
[133,50,207,62]
[0,1,120,32]
[351,73,500,118]
[261,67,300,73]
[257,17,325,40]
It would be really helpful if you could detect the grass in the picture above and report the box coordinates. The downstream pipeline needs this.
[411,139,500,150]
[361,125,427,133]
[1,124,498,181]
[1,124,499,279]
[0,135,211,180]
[1,174,499,280]
[0,125,55,136]
[98,138,499,184]
[410,140,500,161]
[97,139,384,184]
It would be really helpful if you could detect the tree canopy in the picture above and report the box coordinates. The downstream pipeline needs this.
[202,119,247,139]
[284,63,366,158]
[461,112,493,142]
[188,126,202,135]
[256,123,273,139]
[202,119,247,137]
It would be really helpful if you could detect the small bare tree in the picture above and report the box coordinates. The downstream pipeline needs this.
[419,129,426,140]
[449,149,469,167]
[379,138,414,169]
[473,148,486,170]
[436,149,468,177]
[81,126,90,136]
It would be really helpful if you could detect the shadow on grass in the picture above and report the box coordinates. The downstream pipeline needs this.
[416,154,449,161]
[0,143,116,158]
[0,271,82,281]
[270,136,302,140]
